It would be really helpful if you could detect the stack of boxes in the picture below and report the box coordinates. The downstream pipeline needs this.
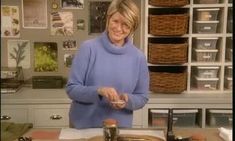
[192,0,221,90]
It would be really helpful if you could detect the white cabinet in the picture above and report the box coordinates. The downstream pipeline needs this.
[143,0,233,94]
[30,105,70,128]
[132,109,143,128]
[1,105,28,123]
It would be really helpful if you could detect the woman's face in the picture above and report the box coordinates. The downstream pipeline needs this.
[107,12,131,46]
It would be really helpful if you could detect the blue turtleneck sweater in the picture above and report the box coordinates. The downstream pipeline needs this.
[66,31,149,129]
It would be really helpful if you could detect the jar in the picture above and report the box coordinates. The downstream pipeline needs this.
[103,118,119,141]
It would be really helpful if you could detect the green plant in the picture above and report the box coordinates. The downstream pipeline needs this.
[9,41,28,67]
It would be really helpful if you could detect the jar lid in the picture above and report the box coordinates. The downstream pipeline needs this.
[103,118,118,127]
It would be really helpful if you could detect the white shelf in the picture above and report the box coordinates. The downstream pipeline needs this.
[143,0,233,94]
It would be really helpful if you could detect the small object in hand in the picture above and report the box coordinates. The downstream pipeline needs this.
[111,100,125,104]
[18,137,32,141]
[191,133,206,141]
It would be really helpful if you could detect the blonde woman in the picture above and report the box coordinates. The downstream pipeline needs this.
[66,0,149,128]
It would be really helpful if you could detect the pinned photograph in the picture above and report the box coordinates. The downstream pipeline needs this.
[64,53,75,68]
[63,40,77,50]
[22,0,47,29]
[77,19,85,30]
[1,6,20,38]
[89,1,110,34]
[61,0,84,9]
[7,40,30,68]
[51,11,73,36]
[34,42,58,72]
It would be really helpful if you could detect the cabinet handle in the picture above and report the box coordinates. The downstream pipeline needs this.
[50,115,62,120]
[1,115,11,120]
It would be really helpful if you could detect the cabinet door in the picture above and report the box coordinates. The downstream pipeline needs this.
[32,105,70,128]
[1,105,28,123]
[132,109,143,128]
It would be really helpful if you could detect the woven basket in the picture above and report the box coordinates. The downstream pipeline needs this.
[149,67,187,93]
[148,42,188,64]
[149,14,189,36]
[149,0,189,7]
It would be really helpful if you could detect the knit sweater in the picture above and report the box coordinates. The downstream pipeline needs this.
[66,31,149,129]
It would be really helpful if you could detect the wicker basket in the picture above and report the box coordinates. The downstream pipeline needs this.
[149,0,189,7]
[149,66,187,93]
[148,42,188,64]
[149,14,189,36]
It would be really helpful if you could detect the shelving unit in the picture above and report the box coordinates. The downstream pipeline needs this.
[143,0,233,94]
[140,0,233,129]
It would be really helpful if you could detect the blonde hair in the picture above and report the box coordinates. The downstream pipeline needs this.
[106,0,139,35]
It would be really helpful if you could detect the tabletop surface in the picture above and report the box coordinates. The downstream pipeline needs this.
[16,127,226,141]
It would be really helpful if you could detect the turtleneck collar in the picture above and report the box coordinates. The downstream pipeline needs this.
[101,31,131,55]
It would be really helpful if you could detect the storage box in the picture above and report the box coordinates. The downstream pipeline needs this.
[194,49,218,62]
[150,109,198,127]
[149,66,187,94]
[207,109,232,127]
[195,76,219,90]
[225,77,232,90]
[195,8,220,21]
[194,0,219,4]
[225,66,232,77]
[227,20,233,33]
[196,66,219,78]
[226,48,232,61]
[226,37,233,49]
[194,37,218,49]
[194,21,219,33]
[148,38,188,64]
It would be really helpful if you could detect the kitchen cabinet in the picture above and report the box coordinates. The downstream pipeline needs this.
[1,88,143,128]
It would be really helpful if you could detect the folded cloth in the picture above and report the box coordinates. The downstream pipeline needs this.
[218,127,232,141]
[1,122,33,141]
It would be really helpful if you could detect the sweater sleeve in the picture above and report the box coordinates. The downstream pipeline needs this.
[125,55,149,110]
[65,42,100,103]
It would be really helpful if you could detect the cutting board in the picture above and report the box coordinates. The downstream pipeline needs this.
[88,134,165,141]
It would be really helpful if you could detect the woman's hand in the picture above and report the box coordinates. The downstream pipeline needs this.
[97,87,120,102]
[110,93,128,110]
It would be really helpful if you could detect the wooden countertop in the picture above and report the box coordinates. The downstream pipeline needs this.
[17,128,225,141]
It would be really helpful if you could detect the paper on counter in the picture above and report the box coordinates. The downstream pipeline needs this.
[59,128,166,140]
[218,127,232,141]
[120,129,166,140]
[59,128,103,139]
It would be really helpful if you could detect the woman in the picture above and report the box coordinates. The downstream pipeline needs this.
[66,0,149,129]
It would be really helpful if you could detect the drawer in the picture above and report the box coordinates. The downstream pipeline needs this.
[194,76,219,90]
[194,0,219,4]
[1,108,28,123]
[194,8,220,21]
[206,109,232,127]
[149,109,199,128]
[193,37,218,49]
[194,21,219,33]
[33,108,69,127]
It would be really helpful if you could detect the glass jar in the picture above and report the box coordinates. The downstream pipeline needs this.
[103,118,119,141]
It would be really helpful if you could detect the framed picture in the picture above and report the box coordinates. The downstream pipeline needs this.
[63,40,77,50]
[64,53,75,68]
[89,1,111,34]
[1,6,20,38]
[61,0,84,9]
[22,0,47,29]
[7,40,30,68]
[50,11,73,36]
[34,42,58,72]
